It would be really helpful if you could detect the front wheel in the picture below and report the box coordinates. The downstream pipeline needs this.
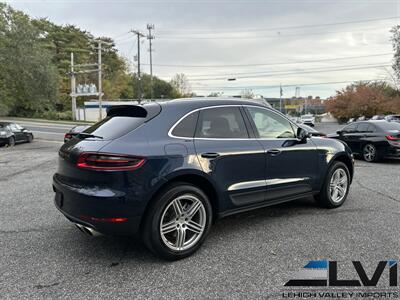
[27,134,33,143]
[315,161,350,208]
[142,183,213,260]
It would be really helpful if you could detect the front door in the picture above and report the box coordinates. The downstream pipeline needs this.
[244,106,318,201]
[194,106,266,211]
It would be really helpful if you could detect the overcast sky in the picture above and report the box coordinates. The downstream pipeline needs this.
[5,0,400,98]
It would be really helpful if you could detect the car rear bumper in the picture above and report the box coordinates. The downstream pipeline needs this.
[384,146,400,157]
[52,174,142,236]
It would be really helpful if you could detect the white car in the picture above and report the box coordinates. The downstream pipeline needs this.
[300,114,315,127]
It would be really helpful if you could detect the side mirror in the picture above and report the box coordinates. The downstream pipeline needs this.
[297,127,308,143]
[336,130,342,135]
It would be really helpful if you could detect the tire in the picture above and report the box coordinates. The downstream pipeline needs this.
[27,134,33,143]
[7,136,15,147]
[315,161,350,209]
[142,182,213,260]
[362,143,379,162]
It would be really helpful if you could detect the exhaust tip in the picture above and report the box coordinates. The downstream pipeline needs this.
[75,223,101,237]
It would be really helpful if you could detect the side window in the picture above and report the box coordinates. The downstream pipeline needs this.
[366,124,376,132]
[343,124,356,133]
[356,123,369,132]
[246,107,295,138]
[171,111,199,138]
[9,124,18,132]
[196,107,248,138]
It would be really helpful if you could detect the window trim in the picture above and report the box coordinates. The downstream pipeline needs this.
[168,104,299,141]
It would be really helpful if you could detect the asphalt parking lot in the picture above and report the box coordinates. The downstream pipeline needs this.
[1,124,400,299]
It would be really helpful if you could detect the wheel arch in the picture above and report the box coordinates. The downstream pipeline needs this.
[330,153,354,183]
[140,170,220,230]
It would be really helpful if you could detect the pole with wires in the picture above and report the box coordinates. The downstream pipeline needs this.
[131,30,145,103]
[147,24,155,100]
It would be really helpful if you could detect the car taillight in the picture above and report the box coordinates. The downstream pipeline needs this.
[386,135,400,141]
[64,133,72,140]
[77,152,145,171]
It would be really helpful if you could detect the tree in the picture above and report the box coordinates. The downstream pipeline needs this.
[0,4,58,117]
[170,73,191,97]
[240,89,254,99]
[326,81,400,122]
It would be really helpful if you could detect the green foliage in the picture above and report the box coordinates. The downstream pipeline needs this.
[0,3,58,117]
[0,3,182,119]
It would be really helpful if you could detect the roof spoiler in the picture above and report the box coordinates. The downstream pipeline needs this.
[106,105,148,118]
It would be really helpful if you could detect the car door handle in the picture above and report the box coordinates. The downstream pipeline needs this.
[201,152,220,159]
[267,149,281,156]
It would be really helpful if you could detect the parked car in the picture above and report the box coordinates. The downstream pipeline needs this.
[356,116,368,121]
[371,115,385,120]
[347,118,355,124]
[300,114,315,127]
[0,122,33,146]
[53,99,354,260]
[64,125,91,142]
[299,123,326,137]
[327,120,400,162]
[384,115,400,123]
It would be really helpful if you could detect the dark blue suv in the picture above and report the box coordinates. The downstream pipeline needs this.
[53,98,354,260]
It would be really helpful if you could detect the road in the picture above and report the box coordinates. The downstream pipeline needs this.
[0,126,399,299]
[0,119,77,142]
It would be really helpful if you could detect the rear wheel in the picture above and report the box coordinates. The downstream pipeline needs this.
[363,143,379,162]
[315,161,350,208]
[142,183,213,260]
[7,136,15,147]
[27,134,33,143]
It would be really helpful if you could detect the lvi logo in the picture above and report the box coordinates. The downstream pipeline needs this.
[284,260,398,287]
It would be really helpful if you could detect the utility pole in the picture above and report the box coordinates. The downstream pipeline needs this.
[70,53,77,121]
[279,83,283,113]
[131,30,145,102]
[147,24,155,100]
[97,40,103,120]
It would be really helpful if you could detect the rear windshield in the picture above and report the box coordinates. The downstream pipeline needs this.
[82,103,161,140]
[83,116,146,140]
[377,122,400,131]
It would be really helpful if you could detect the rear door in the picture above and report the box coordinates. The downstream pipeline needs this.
[9,124,24,142]
[244,106,318,201]
[194,106,266,210]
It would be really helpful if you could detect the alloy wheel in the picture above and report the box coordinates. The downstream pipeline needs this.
[160,194,206,251]
[329,168,348,203]
[363,144,376,162]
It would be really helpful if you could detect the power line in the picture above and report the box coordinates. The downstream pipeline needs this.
[185,64,391,81]
[183,62,392,79]
[190,79,382,91]
[142,53,392,68]
[156,26,392,40]
[157,16,398,35]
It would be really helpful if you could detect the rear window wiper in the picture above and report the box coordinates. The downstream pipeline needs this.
[77,132,103,139]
